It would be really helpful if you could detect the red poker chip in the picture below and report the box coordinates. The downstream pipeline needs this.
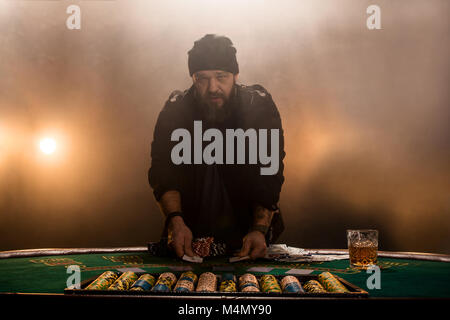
[192,237,214,257]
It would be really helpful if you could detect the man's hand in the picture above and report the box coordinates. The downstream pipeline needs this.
[238,230,267,260]
[167,216,194,258]
[237,205,273,260]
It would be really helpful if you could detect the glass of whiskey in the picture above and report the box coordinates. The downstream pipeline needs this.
[347,229,378,269]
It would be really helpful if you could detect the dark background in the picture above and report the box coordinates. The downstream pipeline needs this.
[0,0,449,253]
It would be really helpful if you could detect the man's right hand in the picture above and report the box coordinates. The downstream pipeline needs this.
[167,216,195,258]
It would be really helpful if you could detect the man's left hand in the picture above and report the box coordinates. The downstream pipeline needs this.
[238,231,267,260]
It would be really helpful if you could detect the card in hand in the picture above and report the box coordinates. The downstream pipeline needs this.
[229,255,250,263]
[182,254,203,263]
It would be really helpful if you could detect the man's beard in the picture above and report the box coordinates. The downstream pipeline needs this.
[197,84,235,126]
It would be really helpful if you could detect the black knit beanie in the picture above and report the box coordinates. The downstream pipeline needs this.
[188,34,239,76]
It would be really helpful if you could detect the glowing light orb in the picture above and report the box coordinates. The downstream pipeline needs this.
[39,138,56,154]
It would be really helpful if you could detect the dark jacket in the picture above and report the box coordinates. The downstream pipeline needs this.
[148,84,285,249]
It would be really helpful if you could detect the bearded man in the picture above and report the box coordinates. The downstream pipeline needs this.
[148,34,285,260]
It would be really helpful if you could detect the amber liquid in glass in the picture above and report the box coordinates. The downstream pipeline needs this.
[348,244,378,268]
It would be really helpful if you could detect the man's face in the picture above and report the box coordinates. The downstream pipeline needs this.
[193,70,237,109]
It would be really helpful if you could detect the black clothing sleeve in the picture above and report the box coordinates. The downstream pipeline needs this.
[148,92,184,201]
[256,97,285,210]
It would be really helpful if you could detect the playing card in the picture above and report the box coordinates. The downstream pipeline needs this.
[229,255,250,263]
[182,254,203,263]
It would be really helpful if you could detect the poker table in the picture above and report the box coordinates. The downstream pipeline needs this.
[0,247,449,299]
[0,247,448,316]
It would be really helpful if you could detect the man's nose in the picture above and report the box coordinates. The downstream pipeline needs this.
[208,78,219,93]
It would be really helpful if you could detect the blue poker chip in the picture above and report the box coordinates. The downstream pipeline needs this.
[175,287,191,293]
[241,282,258,289]
[283,282,304,293]
[151,284,170,292]
[131,279,153,291]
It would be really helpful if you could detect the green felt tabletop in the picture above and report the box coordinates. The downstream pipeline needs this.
[0,252,449,297]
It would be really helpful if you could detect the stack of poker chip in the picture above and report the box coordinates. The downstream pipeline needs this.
[238,273,260,293]
[281,276,304,293]
[130,274,156,291]
[259,275,282,293]
[192,237,215,257]
[108,271,138,291]
[86,271,118,290]
[318,272,349,293]
[196,272,217,292]
[174,271,198,293]
[148,238,226,257]
[151,272,177,292]
[219,273,237,292]
[303,280,326,293]
[209,242,227,257]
